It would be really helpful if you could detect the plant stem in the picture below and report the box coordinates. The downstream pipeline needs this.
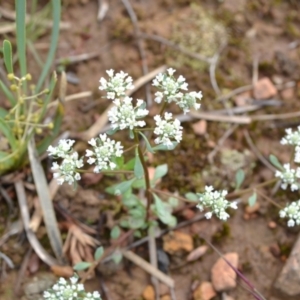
[76,169,134,174]
[150,188,196,203]
[227,178,278,199]
[134,131,152,222]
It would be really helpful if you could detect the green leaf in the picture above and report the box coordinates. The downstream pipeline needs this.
[94,246,104,261]
[152,142,178,151]
[36,0,61,92]
[235,169,245,190]
[128,217,145,229]
[122,194,139,207]
[106,127,118,135]
[0,80,16,106]
[0,118,18,151]
[185,192,198,202]
[129,207,145,219]
[113,156,124,169]
[153,164,168,181]
[123,157,136,170]
[139,132,154,153]
[131,178,146,189]
[134,149,144,179]
[269,154,283,170]
[3,40,13,74]
[37,72,57,121]
[110,226,121,239]
[168,197,179,208]
[16,0,27,77]
[111,250,123,265]
[105,178,136,195]
[73,261,92,271]
[0,108,8,119]
[248,192,257,207]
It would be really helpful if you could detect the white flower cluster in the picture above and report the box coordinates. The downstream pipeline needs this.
[197,186,237,220]
[275,127,300,226]
[281,127,300,146]
[279,200,300,227]
[99,69,134,99]
[275,163,300,191]
[108,97,149,130]
[86,134,123,173]
[43,276,101,300]
[48,135,124,185]
[154,112,183,148]
[152,68,203,114]
[47,139,83,185]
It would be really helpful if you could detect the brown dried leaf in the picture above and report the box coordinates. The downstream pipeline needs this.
[51,265,74,278]
[187,245,208,262]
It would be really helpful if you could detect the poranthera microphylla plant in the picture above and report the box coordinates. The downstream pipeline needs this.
[47,68,238,232]
[47,69,300,232]
[45,69,300,300]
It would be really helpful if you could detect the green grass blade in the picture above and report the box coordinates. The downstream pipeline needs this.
[38,72,57,121]
[0,107,8,119]
[15,0,27,77]
[35,0,61,92]
[3,40,13,74]
[0,80,16,106]
[0,118,18,150]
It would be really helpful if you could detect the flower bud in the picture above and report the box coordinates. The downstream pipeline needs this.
[7,73,14,81]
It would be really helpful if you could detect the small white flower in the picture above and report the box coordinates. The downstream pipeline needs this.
[167,68,176,75]
[275,163,300,191]
[281,127,300,146]
[154,112,183,148]
[99,70,134,99]
[108,97,148,130]
[86,134,123,173]
[152,70,187,103]
[279,200,300,227]
[176,91,203,114]
[51,152,83,185]
[47,139,75,158]
[44,275,102,299]
[197,186,237,221]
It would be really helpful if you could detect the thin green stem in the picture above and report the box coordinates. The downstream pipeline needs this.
[151,188,196,203]
[256,189,283,209]
[227,178,278,199]
[76,169,134,174]
[123,144,139,154]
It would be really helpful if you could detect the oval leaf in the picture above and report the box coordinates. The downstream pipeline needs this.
[94,246,104,261]
[235,169,245,190]
[248,192,257,207]
[73,261,92,271]
[185,192,198,202]
[3,40,13,74]
[269,154,283,170]
[152,142,178,151]
[134,149,144,179]
[139,132,154,153]
[110,226,121,240]
[154,164,168,180]
[105,178,136,195]
[112,250,123,265]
